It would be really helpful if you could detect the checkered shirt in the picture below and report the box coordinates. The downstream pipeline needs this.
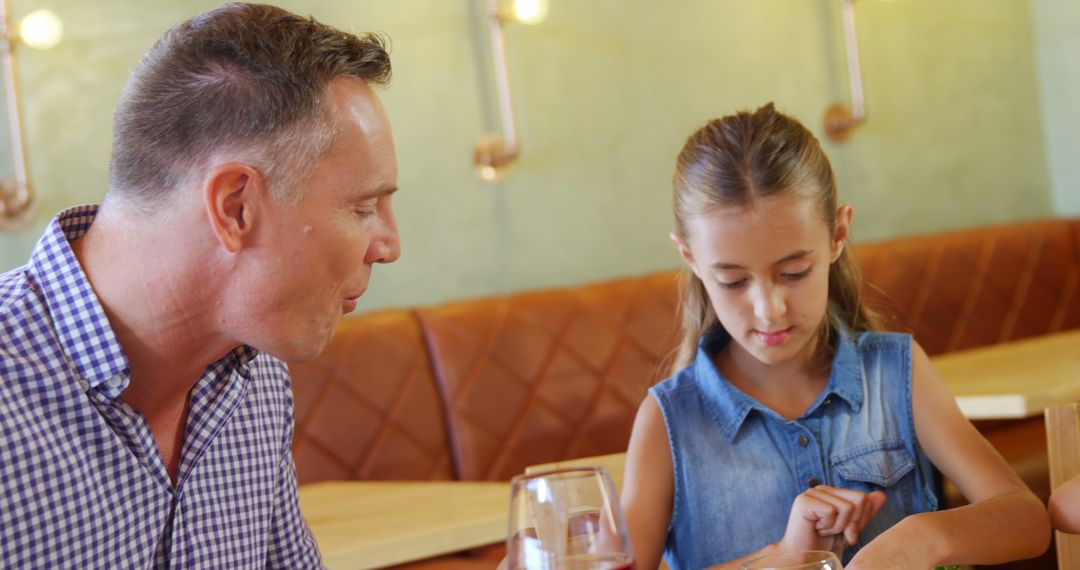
[0,205,323,569]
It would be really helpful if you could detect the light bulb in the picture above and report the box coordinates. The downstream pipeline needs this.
[511,0,548,25]
[19,9,63,50]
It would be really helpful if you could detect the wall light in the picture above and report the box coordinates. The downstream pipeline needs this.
[19,9,63,50]
[0,3,63,229]
[501,0,548,26]
[474,0,547,183]
[823,0,866,143]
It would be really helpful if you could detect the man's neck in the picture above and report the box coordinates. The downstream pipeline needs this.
[70,206,239,413]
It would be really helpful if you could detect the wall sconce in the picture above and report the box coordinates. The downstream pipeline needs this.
[823,0,865,143]
[474,0,548,183]
[0,4,63,230]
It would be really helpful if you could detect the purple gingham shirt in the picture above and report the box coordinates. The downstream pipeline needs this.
[0,205,323,568]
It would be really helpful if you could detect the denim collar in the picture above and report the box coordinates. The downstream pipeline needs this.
[693,325,864,443]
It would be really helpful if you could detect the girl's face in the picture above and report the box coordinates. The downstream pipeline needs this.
[674,194,850,369]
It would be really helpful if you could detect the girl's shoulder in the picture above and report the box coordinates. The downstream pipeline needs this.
[851,329,912,353]
[650,362,699,398]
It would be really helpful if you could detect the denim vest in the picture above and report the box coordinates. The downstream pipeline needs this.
[650,327,938,569]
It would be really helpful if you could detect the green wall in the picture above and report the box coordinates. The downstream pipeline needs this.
[0,0,1057,314]
[1032,0,1080,217]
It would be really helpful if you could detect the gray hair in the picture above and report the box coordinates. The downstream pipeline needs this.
[107,2,392,208]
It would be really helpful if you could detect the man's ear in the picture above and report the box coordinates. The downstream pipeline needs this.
[204,163,264,253]
[670,230,701,279]
[831,204,854,262]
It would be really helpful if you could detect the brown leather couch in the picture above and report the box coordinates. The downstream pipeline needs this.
[289,217,1080,569]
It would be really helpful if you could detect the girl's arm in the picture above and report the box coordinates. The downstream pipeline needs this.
[622,395,887,570]
[1050,473,1080,533]
[621,395,675,570]
[847,341,1051,568]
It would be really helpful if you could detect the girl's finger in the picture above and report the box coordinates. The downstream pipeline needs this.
[802,487,857,536]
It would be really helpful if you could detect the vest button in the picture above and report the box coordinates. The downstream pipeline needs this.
[798,436,809,447]
[807,477,821,488]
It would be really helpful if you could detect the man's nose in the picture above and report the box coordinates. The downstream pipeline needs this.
[371,209,401,264]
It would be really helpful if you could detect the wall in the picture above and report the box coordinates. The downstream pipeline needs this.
[1031,0,1080,217]
[0,0,1055,314]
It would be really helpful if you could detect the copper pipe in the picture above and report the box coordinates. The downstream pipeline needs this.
[0,0,33,228]
[474,0,520,182]
[824,0,867,143]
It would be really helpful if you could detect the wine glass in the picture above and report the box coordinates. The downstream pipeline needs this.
[740,550,843,570]
[507,466,634,570]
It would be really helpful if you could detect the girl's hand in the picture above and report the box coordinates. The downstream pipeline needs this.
[777,486,887,555]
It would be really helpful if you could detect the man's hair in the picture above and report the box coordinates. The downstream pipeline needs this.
[108,2,391,207]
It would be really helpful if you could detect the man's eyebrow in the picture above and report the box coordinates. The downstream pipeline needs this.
[355,185,398,200]
[710,249,814,270]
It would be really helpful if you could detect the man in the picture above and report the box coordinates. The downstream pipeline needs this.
[0,3,400,567]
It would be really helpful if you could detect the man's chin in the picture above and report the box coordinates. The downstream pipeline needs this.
[259,327,336,364]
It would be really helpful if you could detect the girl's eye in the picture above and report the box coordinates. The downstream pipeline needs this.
[718,279,747,290]
[781,268,812,281]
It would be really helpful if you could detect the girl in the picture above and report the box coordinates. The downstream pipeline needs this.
[621,104,1050,569]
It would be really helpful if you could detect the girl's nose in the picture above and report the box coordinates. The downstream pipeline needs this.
[752,285,787,323]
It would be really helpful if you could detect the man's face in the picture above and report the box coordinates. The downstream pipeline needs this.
[241,76,400,362]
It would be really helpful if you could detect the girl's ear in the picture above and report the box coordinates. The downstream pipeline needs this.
[831,204,854,262]
[670,230,702,279]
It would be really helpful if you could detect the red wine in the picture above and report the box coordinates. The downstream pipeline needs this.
[544,553,635,570]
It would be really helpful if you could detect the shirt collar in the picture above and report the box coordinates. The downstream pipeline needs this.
[25,205,260,399]
[27,205,130,395]
[695,324,864,443]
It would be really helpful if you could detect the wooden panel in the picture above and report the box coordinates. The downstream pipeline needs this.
[1046,404,1080,570]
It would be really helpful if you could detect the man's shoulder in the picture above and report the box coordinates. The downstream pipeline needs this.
[0,266,61,373]
[0,264,31,314]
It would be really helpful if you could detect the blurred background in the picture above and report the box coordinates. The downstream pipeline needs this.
[0,0,1076,314]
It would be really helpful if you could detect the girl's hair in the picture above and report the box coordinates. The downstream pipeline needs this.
[670,103,880,374]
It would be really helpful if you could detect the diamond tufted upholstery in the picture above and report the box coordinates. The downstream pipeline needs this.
[289,310,455,483]
[287,217,1079,569]
[416,272,678,481]
[858,218,1080,356]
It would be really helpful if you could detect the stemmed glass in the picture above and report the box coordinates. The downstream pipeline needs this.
[740,550,843,570]
[506,466,634,570]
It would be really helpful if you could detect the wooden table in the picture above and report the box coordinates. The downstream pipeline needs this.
[298,481,508,570]
[933,329,1080,420]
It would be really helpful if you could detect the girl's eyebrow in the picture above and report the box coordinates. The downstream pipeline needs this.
[710,249,814,270]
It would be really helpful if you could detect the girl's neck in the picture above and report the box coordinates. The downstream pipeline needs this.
[714,336,831,421]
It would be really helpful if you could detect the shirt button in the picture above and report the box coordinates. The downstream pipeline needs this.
[77,379,90,391]
[808,477,822,488]
[106,375,123,388]
[824,398,833,406]
[798,436,809,447]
